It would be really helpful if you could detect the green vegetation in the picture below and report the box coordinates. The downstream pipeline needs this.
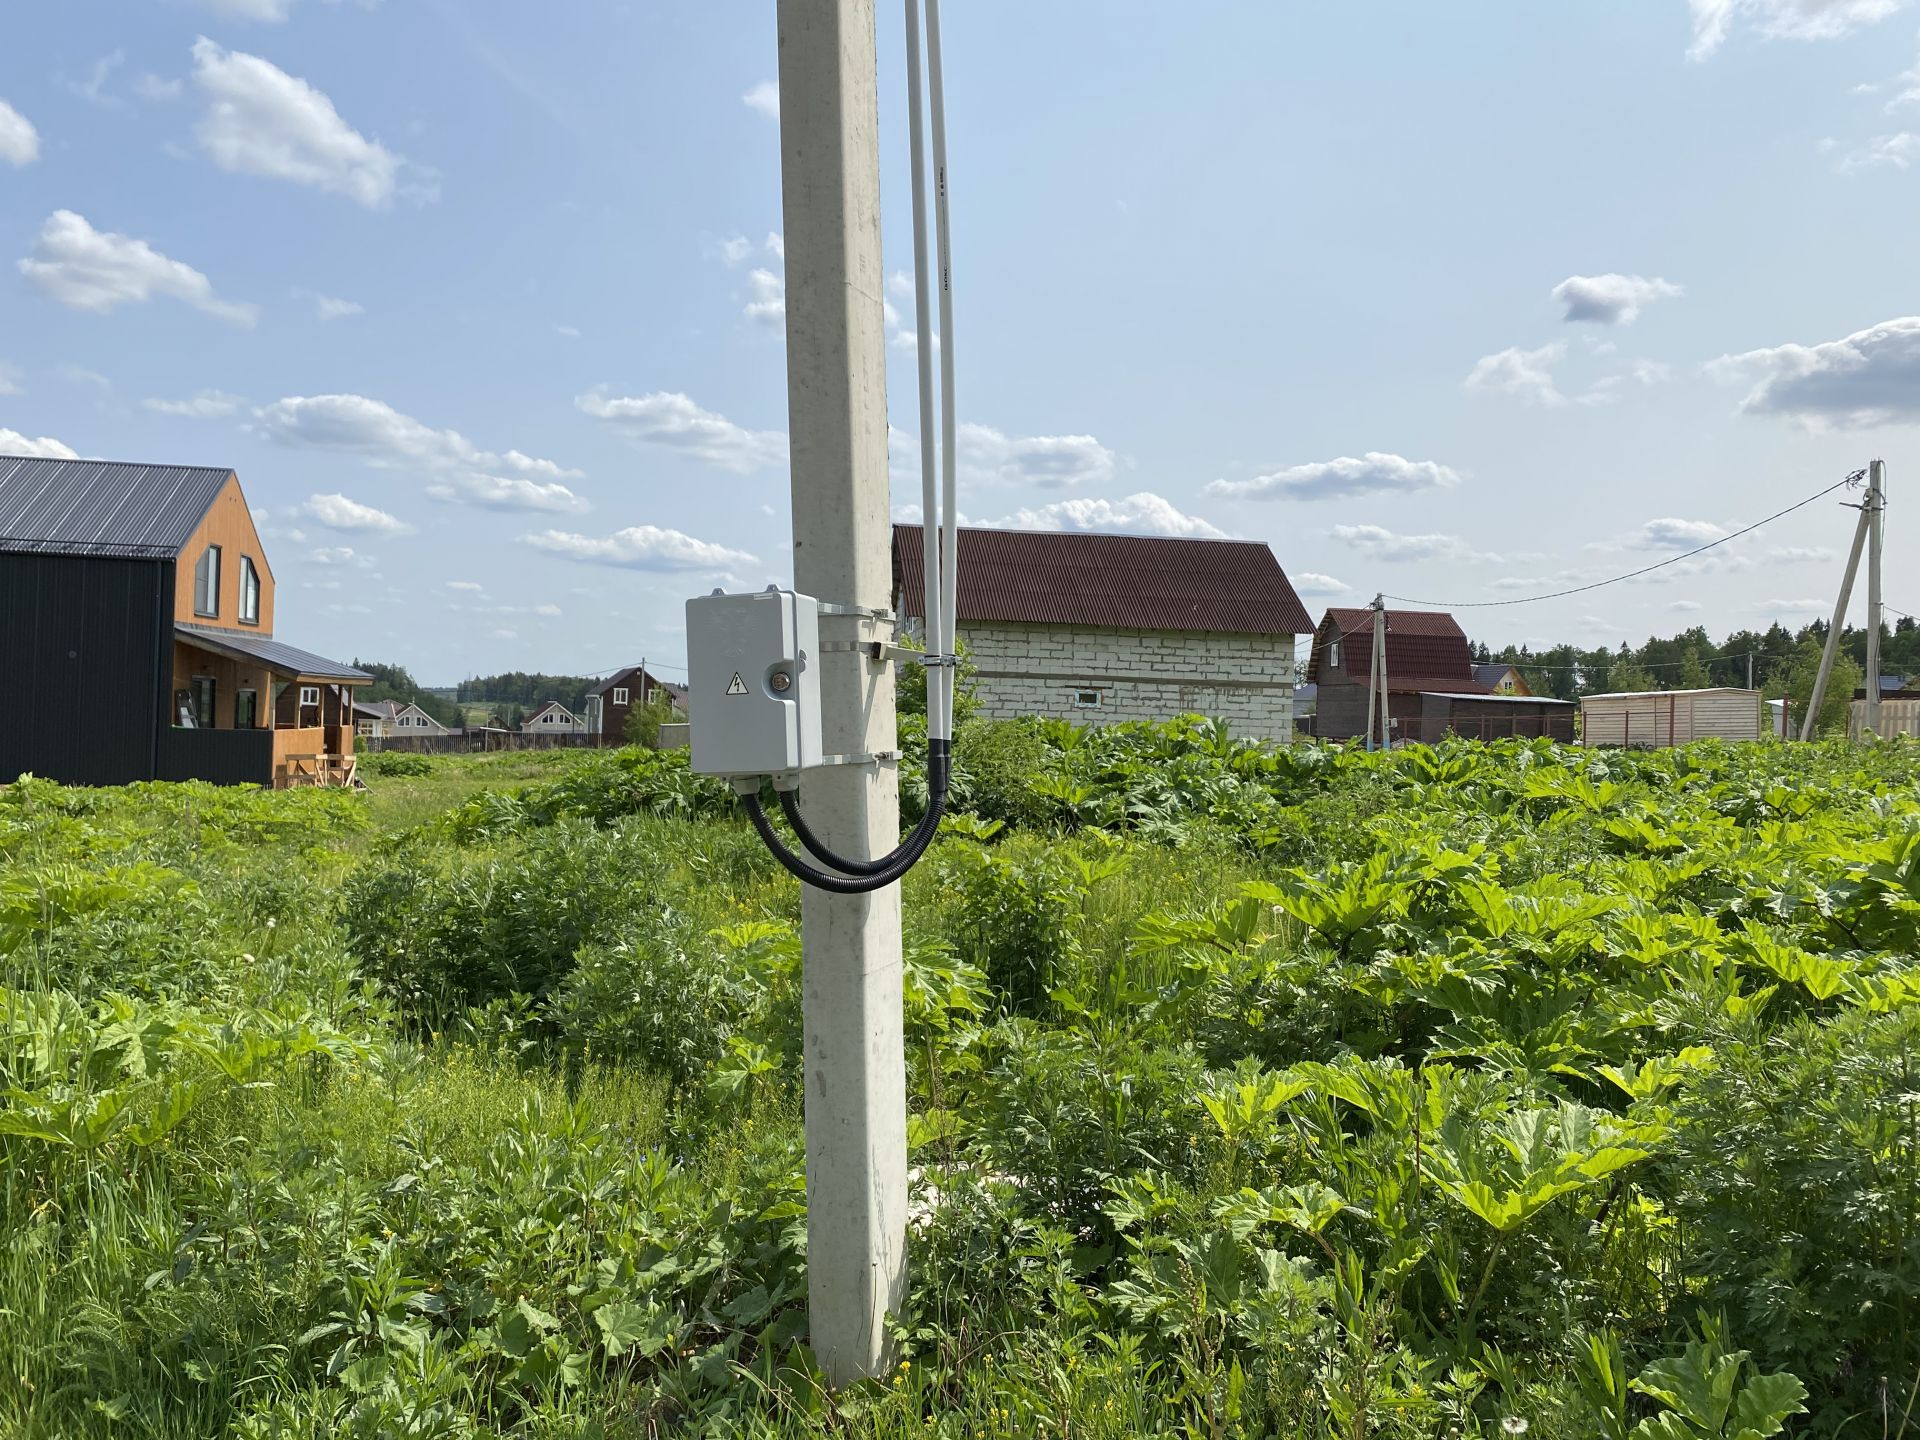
[1477,617,1902,724]
[350,659,467,730]
[456,671,603,719]
[5,723,1920,1436]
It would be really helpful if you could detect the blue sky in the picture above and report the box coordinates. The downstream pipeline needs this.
[2,0,1918,682]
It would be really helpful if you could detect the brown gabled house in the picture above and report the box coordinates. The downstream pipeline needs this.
[1305,607,1573,743]
[583,664,684,740]
[0,455,371,787]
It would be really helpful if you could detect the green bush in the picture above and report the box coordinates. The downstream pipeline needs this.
[362,750,435,778]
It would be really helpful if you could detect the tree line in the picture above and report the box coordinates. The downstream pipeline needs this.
[454,671,599,718]
[1473,617,1920,735]
[348,659,466,729]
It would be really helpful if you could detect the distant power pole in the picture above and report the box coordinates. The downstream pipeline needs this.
[1865,459,1887,739]
[1369,594,1389,751]
[1801,474,1877,741]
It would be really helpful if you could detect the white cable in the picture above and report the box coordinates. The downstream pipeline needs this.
[903,0,944,742]
[926,0,959,739]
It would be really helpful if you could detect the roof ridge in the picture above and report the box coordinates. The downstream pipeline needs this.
[0,454,233,472]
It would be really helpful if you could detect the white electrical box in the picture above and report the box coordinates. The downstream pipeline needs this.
[685,588,822,780]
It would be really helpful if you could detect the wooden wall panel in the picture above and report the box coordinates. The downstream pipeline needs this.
[172,474,277,634]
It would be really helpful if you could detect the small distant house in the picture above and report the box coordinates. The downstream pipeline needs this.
[355,699,452,737]
[584,665,684,738]
[1473,663,1533,697]
[0,454,370,788]
[1306,609,1574,743]
[891,525,1312,742]
[522,701,586,735]
[1580,688,1764,747]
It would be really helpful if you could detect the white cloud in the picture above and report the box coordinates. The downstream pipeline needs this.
[1687,0,1908,60]
[256,394,588,511]
[534,603,562,617]
[428,473,587,513]
[191,38,421,208]
[1669,600,1705,612]
[1709,314,1920,427]
[54,364,112,390]
[765,231,784,261]
[1757,596,1832,613]
[302,492,410,534]
[0,100,40,166]
[1464,342,1567,406]
[292,288,363,320]
[1766,544,1838,561]
[979,492,1226,539]
[446,580,484,592]
[1551,274,1683,325]
[744,267,785,326]
[743,81,779,120]
[1207,451,1462,502]
[575,389,787,472]
[488,627,518,640]
[522,525,757,572]
[63,51,127,109]
[0,428,78,459]
[0,364,20,397]
[1636,517,1730,548]
[1840,131,1920,170]
[143,390,245,418]
[1631,359,1676,385]
[1293,571,1351,596]
[1330,524,1491,563]
[714,234,752,267]
[134,73,184,102]
[19,210,258,325]
[307,545,374,568]
[192,0,297,17]
[553,324,581,339]
[959,422,1116,489]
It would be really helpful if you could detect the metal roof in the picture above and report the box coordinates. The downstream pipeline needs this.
[1307,607,1480,688]
[892,525,1314,636]
[0,456,235,558]
[1323,607,1465,639]
[1421,691,1575,705]
[1581,687,1759,701]
[176,624,372,682]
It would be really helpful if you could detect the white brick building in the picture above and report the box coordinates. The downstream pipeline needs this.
[892,526,1312,742]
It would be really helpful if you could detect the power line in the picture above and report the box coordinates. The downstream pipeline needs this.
[1382,470,1865,610]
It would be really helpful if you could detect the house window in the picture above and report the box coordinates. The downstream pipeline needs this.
[191,675,216,728]
[1328,637,1343,671]
[234,688,258,729]
[193,545,221,617]
[612,687,629,706]
[238,556,260,625]
[299,685,320,706]
[1073,689,1103,708]
[543,712,556,724]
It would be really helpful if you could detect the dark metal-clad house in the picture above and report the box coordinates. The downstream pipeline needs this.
[0,455,371,788]
[1305,608,1576,743]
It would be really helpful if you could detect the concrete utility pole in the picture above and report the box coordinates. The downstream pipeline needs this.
[1866,459,1887,739]
[1801,482,1875,742]
[776,0,908,1385]
[1370,594,1390,750]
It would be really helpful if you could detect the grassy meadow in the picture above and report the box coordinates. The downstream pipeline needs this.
[4,722,1920,1437]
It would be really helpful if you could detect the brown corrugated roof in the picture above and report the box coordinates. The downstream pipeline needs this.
[1306,606,1482,689]
[1322,606,1465,639]
[892,525,1313,636]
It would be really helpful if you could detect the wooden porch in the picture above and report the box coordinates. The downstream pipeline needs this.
[170,627,370,788]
